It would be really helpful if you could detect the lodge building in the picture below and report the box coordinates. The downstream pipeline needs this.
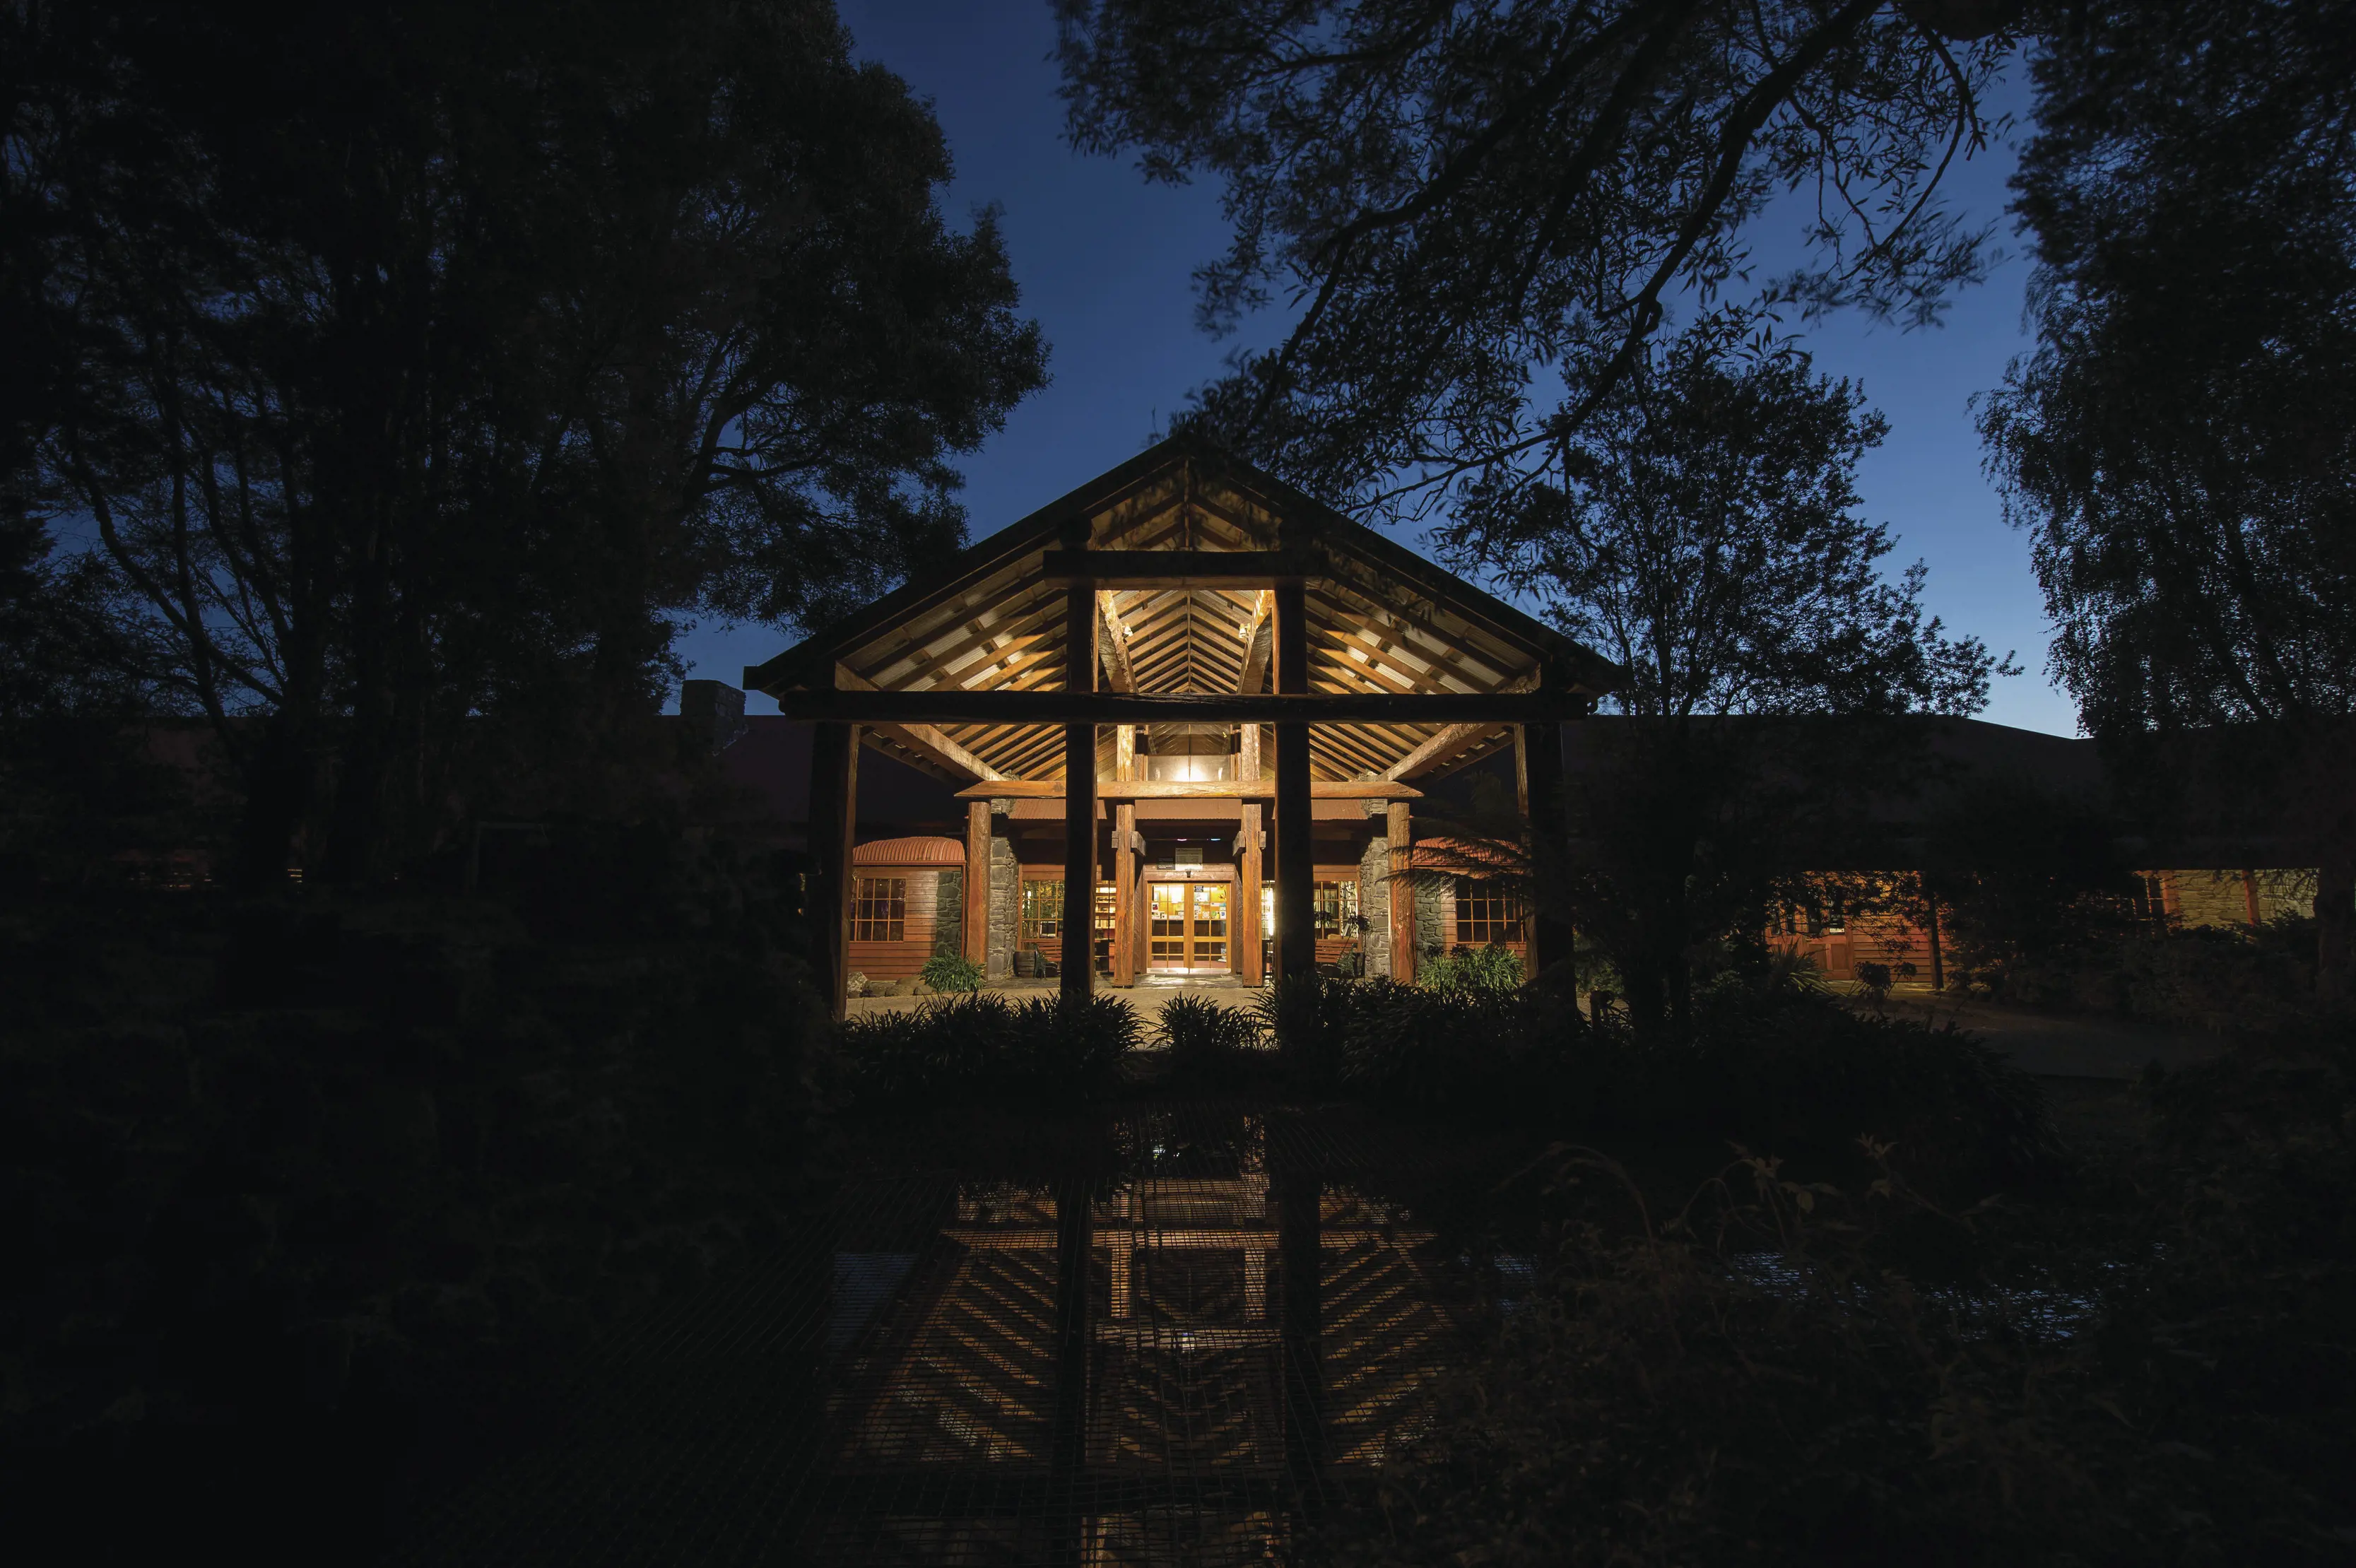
[742,437,1615,1018]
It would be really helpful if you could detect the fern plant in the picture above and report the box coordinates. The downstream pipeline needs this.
[920,953,984,993]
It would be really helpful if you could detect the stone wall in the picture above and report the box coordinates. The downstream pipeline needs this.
[1358,832,1391,977]
[933,868,963,957]
[987,830,1018,979]
[1416,877,1449,960]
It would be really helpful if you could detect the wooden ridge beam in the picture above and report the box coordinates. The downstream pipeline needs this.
[775,690,1588,724]
[1039,548,1325,586]
[955,779,1421,801]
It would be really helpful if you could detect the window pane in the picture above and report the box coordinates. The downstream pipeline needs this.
[1022,878,1064,940]
[1454,876,1521,945]
[852,876,906,942]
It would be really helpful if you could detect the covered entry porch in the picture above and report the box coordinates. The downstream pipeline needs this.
[747,438,1614,1019]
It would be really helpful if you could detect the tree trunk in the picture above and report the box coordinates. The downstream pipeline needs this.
[2316,854,2353,1001]
[232,707,315,890]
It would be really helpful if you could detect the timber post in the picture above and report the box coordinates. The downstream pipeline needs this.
[1273,581,1314,984]
[1273,1127,1326,1512]
[1239,721,1264,986]
[963,798,991,967]
[1049,1173,1094,1564]
[1063,553,1098,1003]
[1518,719,1572,981]
[1113,725,1136,986]
[807,721,860,1022]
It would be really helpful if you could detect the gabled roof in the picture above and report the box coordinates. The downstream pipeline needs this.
[746,437,1616,783]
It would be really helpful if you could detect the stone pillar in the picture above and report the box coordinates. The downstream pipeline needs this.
[1357,815,1391,978]
[1418,876,1448,964]
[934,868,963,958]
[987,815,1017,980]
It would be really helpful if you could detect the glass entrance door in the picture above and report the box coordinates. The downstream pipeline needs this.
[1188,883,1228,969]
[1148,881,1232,972]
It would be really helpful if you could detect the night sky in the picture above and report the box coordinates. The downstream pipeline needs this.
[676,2,2074,738]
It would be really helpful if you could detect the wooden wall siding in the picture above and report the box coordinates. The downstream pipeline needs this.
[2143,868,2316,927]
[848,867,943,982]
[1769,912,1933,982]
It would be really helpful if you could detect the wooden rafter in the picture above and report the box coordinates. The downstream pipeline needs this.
[835,667,1004,782]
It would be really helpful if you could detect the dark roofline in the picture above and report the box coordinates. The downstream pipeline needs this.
[744,434,1620,697]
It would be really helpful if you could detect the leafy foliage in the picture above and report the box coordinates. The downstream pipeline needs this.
[1057,0,2016,522]
[11,0,1047,884]
[1456,329,2003,1041]
[1418,943,1526,996]
[1256,968,2056,1193]
[919,953,985,994]
[1318,1035,2356,1565]
[0,852,819,1555]
[833,991,1142,1107]
[1981,0,2356,988]
[1150,993,1271,1088]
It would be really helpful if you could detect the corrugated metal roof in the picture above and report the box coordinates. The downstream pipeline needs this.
[853,835,965,866]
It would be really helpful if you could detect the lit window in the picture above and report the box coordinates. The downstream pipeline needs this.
[1021,878,1064,942]
[1312,880,1359,938]
[1454,878,1523,945]
[852,876,907,942]
[1093,882,1117,971]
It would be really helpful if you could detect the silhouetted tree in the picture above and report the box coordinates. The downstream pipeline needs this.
[1979,0,2356,992]
[1457,326,2002,1038]
[1057,0,2022,519]
[13,0,1047,886]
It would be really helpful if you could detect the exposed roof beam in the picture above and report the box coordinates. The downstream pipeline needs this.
[1095,590,1136,692]
[957,779,1421,801]
[835,667,1005,782]
[777,689,1587,724]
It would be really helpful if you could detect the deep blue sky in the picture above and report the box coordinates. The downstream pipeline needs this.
[677,4,2077,737]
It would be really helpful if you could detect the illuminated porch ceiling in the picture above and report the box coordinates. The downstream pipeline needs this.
[746,437,1615,784]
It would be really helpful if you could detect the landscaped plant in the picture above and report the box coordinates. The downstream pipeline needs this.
[1152,994,1268,1088]
[1855,958,1893,1004]
[1317,1034,2356,1566]
[834,991,1140,1107]
[1418,943,1525,995]
[919,953,984,994]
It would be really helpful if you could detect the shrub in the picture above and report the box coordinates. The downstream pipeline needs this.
[1318,1039,2356,1566]
[1249,965,2055,1193]
[919,953,984,993]
[0,866,820,1558]
[834,990,1139,1107]
[1153,994,1268,1087]
[1418,943,1525,995]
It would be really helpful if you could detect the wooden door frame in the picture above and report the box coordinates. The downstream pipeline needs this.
[1143,866,1239,974]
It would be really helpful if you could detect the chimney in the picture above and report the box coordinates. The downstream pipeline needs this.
[681,679,748,750]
